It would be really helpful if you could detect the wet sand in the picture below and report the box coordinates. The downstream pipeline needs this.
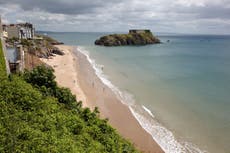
[41,45,164,153]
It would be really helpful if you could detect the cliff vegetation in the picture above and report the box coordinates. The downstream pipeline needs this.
[0,40,6,79]
[0,65,139,153]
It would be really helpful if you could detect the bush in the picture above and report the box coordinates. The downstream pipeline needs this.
[55,87,76,106]
[23,65,57,89]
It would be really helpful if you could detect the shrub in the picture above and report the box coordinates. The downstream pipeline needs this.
[23,65,57,89]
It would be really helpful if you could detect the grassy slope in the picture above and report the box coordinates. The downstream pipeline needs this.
[0,40,7,79]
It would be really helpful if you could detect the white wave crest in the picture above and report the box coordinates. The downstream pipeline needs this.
[142,105,155,118]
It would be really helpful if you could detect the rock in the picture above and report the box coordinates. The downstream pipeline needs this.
[51,42,64,45]
[95,30,160,46]
[52,47,65,55]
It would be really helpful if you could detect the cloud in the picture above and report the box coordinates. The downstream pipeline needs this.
[0,0,124,14]
[0,0,230,34]
[172,0,230,19]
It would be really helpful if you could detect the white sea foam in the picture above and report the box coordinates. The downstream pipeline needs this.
[142,105,155,118]
[129,106,206,153]
[129,106,186,153]
[77,46,135,106]
[76,46,205,153]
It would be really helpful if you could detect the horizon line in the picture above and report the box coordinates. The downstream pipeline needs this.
[36,30,230,36]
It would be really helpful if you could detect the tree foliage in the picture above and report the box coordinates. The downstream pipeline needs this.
[0,66,139,153]
[23,65,57,89]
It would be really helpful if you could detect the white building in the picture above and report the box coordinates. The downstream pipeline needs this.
[2,23,35,39]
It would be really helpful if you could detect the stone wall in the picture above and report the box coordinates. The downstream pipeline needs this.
[16,45,24,72]
[6,25,20,39]
[129,29,151,34]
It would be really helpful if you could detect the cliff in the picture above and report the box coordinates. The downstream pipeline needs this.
[5,34,65,70]
[95,30,160,46]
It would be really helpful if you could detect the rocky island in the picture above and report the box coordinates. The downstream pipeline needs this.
[95,29,160,46]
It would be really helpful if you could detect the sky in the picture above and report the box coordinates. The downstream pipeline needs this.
[0,0,230,34]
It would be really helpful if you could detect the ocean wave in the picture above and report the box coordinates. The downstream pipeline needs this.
[77,46,135,106]
[142,105,155,118]
[129,106,205,153]
[75,46,205,153]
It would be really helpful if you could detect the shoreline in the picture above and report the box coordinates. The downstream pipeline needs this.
[41,45,164,153]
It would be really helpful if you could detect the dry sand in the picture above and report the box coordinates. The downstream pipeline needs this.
[40,45,87,107]
[41,45,164,153]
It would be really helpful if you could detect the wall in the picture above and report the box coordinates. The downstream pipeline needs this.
[129,29,151,34]
[16,45,24,72]
[7,26,20,39]
[0,16,2,35]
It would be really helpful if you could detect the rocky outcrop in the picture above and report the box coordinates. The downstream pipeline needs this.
[52,47,65,55]
[35,47,64,58]
[51,42,64,45]
[95,30,160,46]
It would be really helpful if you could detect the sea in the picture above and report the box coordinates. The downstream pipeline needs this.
[45,32,230,153]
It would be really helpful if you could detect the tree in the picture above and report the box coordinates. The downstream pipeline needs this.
[23,65,57,89]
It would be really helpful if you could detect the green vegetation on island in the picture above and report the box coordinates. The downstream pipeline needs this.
[95,30,160,46]
[0,62,139,152]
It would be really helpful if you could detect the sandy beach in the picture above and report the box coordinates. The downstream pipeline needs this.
[41,45,164,153]
[40,45,88,107]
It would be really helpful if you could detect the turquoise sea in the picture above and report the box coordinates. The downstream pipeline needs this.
[46,32,230,153]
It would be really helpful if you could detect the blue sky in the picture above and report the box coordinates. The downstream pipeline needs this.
[0,0,230,34]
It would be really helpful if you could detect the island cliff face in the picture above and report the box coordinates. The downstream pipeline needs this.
[95,30,160,46]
